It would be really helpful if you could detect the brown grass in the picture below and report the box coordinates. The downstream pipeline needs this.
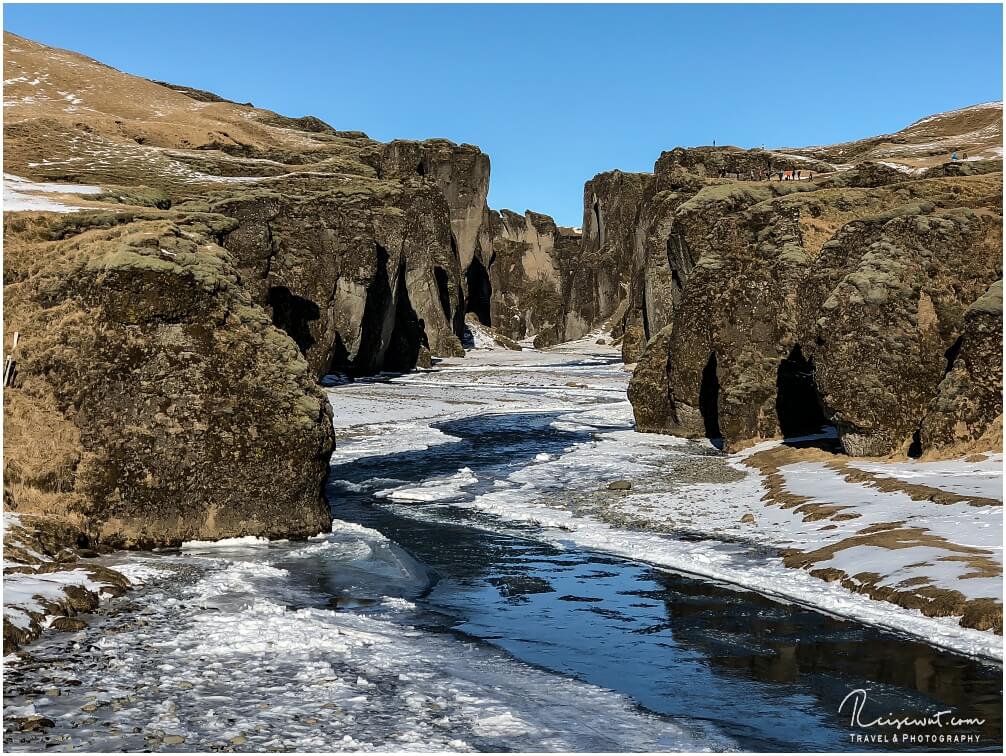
[744,444,1002,632]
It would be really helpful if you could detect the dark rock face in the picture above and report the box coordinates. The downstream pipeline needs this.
[379,140,490,275]
[210,143,602,368]
[378,139,536,346]
[581,170,653,359]
[920,280,1004,455]
[4,215,335,547]
[618,147,1003,457]
[214,175,465,378]
[626,325,674,432]
[623,165,709,362]
[652,181,810,446]
[811,207,1002,456]
[479,209,582,345]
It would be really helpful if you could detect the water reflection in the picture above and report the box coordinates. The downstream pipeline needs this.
[328,410,1003,751]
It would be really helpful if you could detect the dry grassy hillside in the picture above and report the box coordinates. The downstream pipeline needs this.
[786,101,1002,169]
[3,31,381,193]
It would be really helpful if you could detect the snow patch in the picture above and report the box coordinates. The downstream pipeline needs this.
[849,455,1003,501]
[181,535,277,552]
[377,467,478,504]
[3,173,100,213]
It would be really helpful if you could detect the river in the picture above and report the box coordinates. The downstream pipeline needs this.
[3,340,1001,752]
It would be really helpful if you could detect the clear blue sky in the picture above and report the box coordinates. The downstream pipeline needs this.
[4,3,1002,226]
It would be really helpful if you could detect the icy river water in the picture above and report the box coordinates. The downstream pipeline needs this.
[3,341,1002,752]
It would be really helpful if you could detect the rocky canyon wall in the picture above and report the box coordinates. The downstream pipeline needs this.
[1,31,615,550]
[0,34,488,549]
[478,209,583,346]
[581,170,654,358]
[210,173,467,378]
[605,143,1003,457]
[3,211,335,547]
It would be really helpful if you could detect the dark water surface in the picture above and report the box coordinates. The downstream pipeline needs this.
[326,411,1003,752]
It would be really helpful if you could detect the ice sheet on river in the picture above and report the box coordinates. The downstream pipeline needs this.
[3,520,720,752]
[329,338,1003,661]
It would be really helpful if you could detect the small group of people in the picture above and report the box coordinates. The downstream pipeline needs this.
[774,169,811,181]
[715,168,814,182]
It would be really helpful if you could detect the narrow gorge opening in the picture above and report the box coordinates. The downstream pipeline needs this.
[465,257,492,327]
[434,266,453,324]
[267,286,319,355]
[346,243,394,376]
[449,236,468,339]
[384,262,428,373]
[775,345,829,438]
[640,288,651,341]
[699,352,723,445]
[666,233,691,308]
[943,335,964,377]
[592,199,604,246]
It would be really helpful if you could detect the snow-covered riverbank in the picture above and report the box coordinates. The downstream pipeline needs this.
[4,333,1001,752]
[5,522,720,751]
[3,513,130,650]
[329,336,1003,660]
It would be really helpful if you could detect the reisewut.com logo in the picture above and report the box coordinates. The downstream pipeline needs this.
[839,689,987,746]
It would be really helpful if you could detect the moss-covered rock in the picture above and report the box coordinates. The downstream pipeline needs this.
[812,208,1001,455]
[920,280,1003,456]
[618,144,1003,456]
[215,176,465,377]
[627,325,675,432]
[4,215,335,547]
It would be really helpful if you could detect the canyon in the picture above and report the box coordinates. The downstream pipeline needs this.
[0,32,599,557]
[596,119,1003,458]
[2,31,1002,655]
